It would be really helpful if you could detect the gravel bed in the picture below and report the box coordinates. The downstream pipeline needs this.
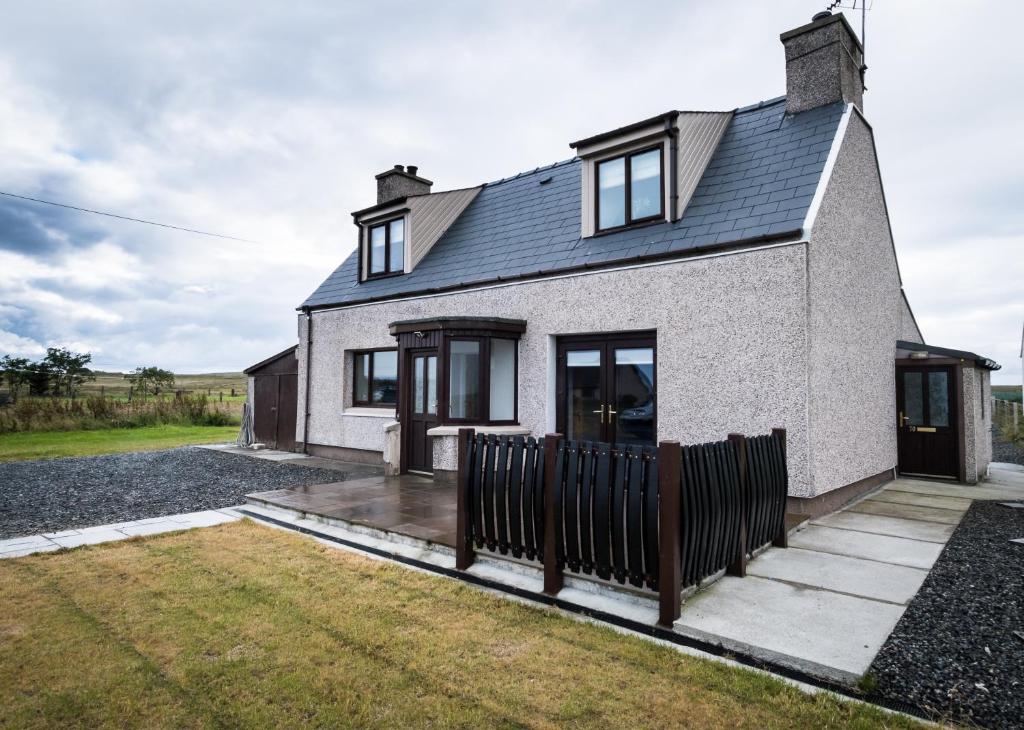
[0,447,379,540]
[868,501,1024,728]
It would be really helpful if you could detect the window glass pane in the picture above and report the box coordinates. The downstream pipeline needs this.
[566,349,602,442]
[389,219,404,272]
[614,347,655,445]
[354,353,369,403]
[371,351,397,405]
[903,372,923,425]
[630,149,661,220]
[489,339,516,421]
[597,156,626,230]
[369,225,385,273]
[449,340,480,419]
[928,371,949,427]
[426,356,437,415]
[413,356,425,415]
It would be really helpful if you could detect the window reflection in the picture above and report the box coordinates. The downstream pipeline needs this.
[614,347,654,445]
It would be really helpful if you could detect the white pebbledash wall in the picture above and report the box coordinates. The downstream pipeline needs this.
[297,105,925,500]
[298,243,818,494]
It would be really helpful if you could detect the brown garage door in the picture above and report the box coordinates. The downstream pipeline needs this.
[253,374,297,450]
[246,346,299,451]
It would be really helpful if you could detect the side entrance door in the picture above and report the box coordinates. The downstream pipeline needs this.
[896,365,959,478]
[556,333,656,446]
[404,350,438,473]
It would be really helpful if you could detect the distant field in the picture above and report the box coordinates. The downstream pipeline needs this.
[0,425,237,461]
[81,371,247,399]
[993,385,1023,403]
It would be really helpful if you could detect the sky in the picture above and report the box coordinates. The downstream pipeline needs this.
[1,1,1021,383]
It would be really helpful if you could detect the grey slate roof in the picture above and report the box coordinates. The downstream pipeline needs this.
[302,97,846,309]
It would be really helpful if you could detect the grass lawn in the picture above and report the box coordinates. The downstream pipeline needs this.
[0,425,237,462]
[0,521,921,729]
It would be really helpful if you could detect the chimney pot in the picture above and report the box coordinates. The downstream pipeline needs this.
[811,10,832,21]
[406,165,418,176]
[780,12,864,115]
[394,164,404,171]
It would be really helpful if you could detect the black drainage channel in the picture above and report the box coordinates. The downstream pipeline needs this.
[239,508,930,722]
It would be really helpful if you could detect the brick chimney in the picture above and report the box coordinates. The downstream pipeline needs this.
[781,12,864,115]
[375,164,432,205]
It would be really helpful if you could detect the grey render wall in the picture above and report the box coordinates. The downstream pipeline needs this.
[962,366,992,483]
[899,295,924,344]
[805,110,905,493]
[297,243,817,495]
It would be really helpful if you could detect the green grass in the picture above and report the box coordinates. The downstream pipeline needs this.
[0,521,922,729]
[77,371,248,399]
[0,425,237,462]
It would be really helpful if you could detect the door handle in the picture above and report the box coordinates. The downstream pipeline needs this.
[592,408,605,424]
[898,411,908,426]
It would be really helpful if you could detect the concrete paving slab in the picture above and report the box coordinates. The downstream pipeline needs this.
[49,528,131,549]
[991,462,1024,472]
[674,575,906,682]
[986,471,1024,488]
[884,480,1024,501]
[871,490,973,511]
[41,529,82,539]
[0,534,55,552]
[847,499,964,525]
[119,521,183,537]
[789,524,943,570]
[812,510,955,543]
[746,547,928,604]
[166,511,238,528]
[0,544,60,558]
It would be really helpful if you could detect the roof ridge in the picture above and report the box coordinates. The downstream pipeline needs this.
[482,158,578,189]
[733,95,787,114]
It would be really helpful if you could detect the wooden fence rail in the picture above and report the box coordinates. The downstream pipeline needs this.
[456,427,789,627]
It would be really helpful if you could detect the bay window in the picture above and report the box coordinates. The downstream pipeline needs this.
[446,337,518,424]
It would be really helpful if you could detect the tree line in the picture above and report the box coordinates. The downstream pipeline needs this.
[1,349,175,401]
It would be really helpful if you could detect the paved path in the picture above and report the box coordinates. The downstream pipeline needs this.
[0,508,242,559]
[672,463,1024,684]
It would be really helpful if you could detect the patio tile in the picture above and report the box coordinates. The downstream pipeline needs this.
[0,544,60,558]
[0,535,55,553]
[119,521,185,537]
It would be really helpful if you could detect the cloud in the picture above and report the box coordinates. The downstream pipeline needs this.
[0,0,1020,383]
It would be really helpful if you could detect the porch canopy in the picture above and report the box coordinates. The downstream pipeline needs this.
[896,340,1000,370]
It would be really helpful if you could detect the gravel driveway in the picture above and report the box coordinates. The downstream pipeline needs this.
[0,447,379,540]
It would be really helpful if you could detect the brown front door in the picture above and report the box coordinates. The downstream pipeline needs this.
[275,374,298,451]
[556,333,656,446]
[896,365,959,478]
[405,350,438,473]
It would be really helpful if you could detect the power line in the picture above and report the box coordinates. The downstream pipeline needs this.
[0,189,262,243]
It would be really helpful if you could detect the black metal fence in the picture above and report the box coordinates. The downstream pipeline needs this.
[456,427,789,627]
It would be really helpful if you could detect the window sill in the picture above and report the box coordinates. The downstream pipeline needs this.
[344,407,398,418]
[427,425,531,437]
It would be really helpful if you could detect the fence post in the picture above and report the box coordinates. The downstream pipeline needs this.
[1014,402,1019,432]
[657,441,682,627]
[726,434,748,577]
[455,428,476,570]
[771,427,789,548]
[542,433,563,596]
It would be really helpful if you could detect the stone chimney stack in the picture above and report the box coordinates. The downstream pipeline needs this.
[375,164,433,204]
[781,11,864,115]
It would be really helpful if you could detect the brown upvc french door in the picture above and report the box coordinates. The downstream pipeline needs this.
[896,365,959,478]
[556,333,656,446]
[404,349,438,473]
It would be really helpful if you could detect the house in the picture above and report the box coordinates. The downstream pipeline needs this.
[290,11,998,515]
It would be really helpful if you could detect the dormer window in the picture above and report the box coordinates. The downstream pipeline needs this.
[596,147,663,232]
[368,218,405,277]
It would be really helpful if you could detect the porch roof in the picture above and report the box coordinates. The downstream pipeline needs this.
[896,340,1001,371]
[301,97,847,310]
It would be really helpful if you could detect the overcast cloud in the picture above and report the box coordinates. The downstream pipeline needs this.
[1,1,1021,383]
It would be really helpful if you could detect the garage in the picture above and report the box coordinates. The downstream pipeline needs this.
[244,346,298,451]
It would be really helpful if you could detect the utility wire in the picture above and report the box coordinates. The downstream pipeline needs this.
[0,189,261,243]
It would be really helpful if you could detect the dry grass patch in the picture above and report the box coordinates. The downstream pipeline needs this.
[0,521,922,729]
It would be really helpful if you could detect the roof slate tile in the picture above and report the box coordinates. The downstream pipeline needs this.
[301,98,846,308]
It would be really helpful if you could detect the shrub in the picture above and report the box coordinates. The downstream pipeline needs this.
[0,393,241,433]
